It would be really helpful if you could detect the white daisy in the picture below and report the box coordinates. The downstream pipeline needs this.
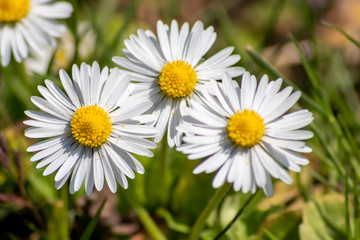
[24,62,158,195]
[177,72,314,197]
[112,20,245,147]
[0,0,73,67]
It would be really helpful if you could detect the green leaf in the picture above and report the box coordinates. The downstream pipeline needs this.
[300,193,350,240]
[300,201,332,240]
[261,211,301,240]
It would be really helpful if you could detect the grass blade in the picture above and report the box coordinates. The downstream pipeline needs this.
[322,21,360,49]
[80,199,107,240]
[245,46,326,116]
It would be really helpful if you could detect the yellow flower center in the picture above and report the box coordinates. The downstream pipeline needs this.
[70,105,112,148]
[227,110,265,148]
[158,60,197,98]
[0,0,30,23]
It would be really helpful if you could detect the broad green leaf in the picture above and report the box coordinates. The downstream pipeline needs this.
[300,193,351,240]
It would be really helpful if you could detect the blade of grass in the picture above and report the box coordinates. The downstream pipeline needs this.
[156,208,190,234]
[67,0,79,65]
[299,0,316,33]
[54,184,70,240]
[337,114,360,180]
[330,53,360,118]
[260,0,286,47]
[295,173,308,201]
[310,124,347,184]
[322,21,360,49]
[290,35,320,91]
[245,46,326,116]
[79,199,107,240]
[263,229,281,240]
[122,188,167,240]
[345,170,351,240]
[109,0,139,54]
[304,165,338,191]
[189,183,231,240]
[213,191,259,240]
[354,177,360,240]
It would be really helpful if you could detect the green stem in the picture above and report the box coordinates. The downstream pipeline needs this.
[310,124,346,182]
[344,170,351,240]
[158,138,169,205]
[295,173,308,202]
[188,183,231,240]
[354,177,360,240]
[122,189,167,240]
[159,139,168,182]
[58,184,69,240]
[214,192,259,240]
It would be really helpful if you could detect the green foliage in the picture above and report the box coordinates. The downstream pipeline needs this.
[1,0,360,239]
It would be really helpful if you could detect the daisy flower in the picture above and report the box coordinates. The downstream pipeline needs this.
[113,20,245,147]
[0,0,73,67]
[177,72,314,197]
[24,62,158,195]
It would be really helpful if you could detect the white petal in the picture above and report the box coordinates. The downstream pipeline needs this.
[113,124,159,138]
[25,110,68,124]
[93,150,104,191]
[103,144,135,179]
[54,145,82,182]
[24,127,67,138]
[99,147,117,193]
[109,137,154,157]
[27,136,65,152]
[157,20,172,62]
[43,143,77,175]
[73,151,89,192]
[212,160,231,188]
[59,69,81,109]
[154,98,173,143]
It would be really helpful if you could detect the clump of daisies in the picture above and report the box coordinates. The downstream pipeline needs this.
[23,19,314,199]
[24,62,158,195]
[177,72,314,197]
[0,0,73,66]
[113,20,245,147]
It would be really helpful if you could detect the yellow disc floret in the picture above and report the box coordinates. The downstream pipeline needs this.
[0,0,30,22]
[227,109,265,148]
[158,60,197,98]
[71,105,112,148]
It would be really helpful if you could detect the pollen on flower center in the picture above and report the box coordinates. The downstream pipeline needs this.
[70,105,112,148]
[227,109,265,148]
[0,0,30,22]
[158,60,197,98]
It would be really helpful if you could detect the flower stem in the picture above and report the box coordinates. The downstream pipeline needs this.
[214,191,259,240]
[58,184,69,240]
[159,138,168,179]
[158,138,168,204]
[188,183,231,240]
[122,188,167,240]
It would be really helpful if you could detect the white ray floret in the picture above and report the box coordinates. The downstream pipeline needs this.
[24,61,158,195]
[113,20,245,147]
[177,72,314,197]
[0,0,73,66]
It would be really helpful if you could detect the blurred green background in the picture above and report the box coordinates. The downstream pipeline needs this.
[1,0,360,239]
